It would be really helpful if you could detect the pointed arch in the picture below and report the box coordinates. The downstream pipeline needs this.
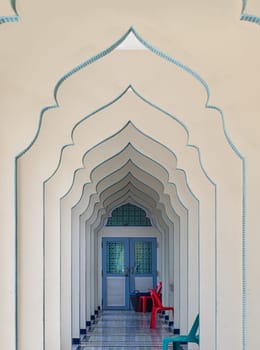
[14,26,246,350]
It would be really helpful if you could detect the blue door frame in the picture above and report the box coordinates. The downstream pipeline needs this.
[102,237,157,310]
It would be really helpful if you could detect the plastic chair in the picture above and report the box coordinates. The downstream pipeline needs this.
[138,281,162,313]
[162,314,199,350]
[149,288,174,328]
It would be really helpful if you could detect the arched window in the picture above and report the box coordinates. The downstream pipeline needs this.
[106,203,151,226]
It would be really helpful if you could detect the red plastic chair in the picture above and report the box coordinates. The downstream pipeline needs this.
[138,281,162,313]
[149,288,174,329]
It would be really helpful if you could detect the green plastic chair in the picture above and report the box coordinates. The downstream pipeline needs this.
[162,314,199,350]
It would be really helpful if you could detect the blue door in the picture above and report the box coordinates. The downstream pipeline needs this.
[102,237,157,310]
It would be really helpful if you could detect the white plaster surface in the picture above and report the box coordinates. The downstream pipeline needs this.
[0,1,259,350]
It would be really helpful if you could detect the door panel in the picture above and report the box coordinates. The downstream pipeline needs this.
[130,238,157,293]
[102,237,156,310]
[102,237,129,309]
[106,277,126,307]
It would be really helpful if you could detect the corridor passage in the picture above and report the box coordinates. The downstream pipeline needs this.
[77,310,174,349]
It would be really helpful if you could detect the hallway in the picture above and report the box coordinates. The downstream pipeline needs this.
[76,310,174,349]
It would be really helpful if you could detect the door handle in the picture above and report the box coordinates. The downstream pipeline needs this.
[124,267,129,277]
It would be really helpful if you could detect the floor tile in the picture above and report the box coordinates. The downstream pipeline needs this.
[79,310,173,349]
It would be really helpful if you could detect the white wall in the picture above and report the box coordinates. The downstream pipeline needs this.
[0,1,259,350]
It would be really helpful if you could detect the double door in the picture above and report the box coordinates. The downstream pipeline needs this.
[102,237,157,309]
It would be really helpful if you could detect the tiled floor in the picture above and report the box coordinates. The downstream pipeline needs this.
[78,310,173,349]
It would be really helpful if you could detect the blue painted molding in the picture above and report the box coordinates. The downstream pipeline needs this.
[92,171,177,234]
[88,167,164,217]
[0,0,19,24]
[57,27,242,348]
[71,147,185,231]
[10,0,17,12]
[17,26,243,163]
[14,26,246,350]
[68,129,192,328]
[240,13,260,24]
[241,0,260,24]
[52,87,215,201]
[0,15,19,24]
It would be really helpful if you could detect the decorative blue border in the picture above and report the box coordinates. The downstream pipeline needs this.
[0,0,19,24]
[71,141,176,210]
[58,104,207,336]
[81,160,187,330]
[15,27,246,350]
[65,128,188,334]
[53,83,212,338]
[77,144,184,233]
[241,0,260,24]
[75,135,191,228]
[71,142,188,231]
[17,27,243,163]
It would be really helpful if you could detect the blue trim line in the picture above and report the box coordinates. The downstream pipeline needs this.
[0,16,19,24]
[85,158,166,214]
[17,26,243,171]
[241,0,260,24]
[103,185,159,218]
[0,0,19,23]
[240,13,260,24]
[71,153,181,230]
[242,0,247,12]
[14,26,246,350]
[54,89,214,204]
[10,0,17,13]
[16,26,241,162]
[141,19,246,350]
